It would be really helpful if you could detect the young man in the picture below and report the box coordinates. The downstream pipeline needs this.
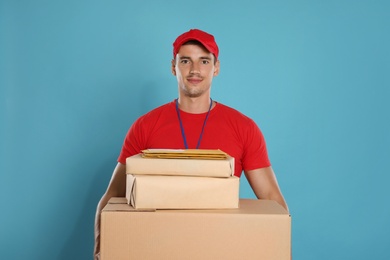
[94,29,288,259]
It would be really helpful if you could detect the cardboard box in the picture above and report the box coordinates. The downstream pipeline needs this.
[101,198,291,260]
[126,174,239,209]
[126,153,234,177]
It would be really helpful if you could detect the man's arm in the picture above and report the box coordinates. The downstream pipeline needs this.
[244,166,289,212]
[94,163,127,259]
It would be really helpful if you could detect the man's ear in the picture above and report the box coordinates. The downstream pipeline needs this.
[213,60,220,76]
[171,59,176,76]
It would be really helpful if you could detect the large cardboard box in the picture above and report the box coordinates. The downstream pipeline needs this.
[101,197,291,260]
[126,153,234,177]
[126,174,239,209]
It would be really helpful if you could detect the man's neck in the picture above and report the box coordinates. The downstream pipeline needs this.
[177,96,214,114]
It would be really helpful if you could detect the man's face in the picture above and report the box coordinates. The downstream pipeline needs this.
[172,44,220,98]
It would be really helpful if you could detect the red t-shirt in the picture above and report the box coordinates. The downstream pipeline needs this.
[118,100,271,177]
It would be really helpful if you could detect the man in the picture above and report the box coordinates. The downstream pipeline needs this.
[94,29,288,259]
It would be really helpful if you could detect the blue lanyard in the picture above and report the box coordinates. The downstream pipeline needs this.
[175,98,213,149]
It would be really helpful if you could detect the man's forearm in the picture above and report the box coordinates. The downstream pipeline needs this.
[94,194,111,259]
[94,163,127,258]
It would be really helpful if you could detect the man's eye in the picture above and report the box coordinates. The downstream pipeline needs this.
[201,60,210,64]
[180,59,190,64]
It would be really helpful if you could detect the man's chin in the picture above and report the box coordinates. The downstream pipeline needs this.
[182,88,203,98]
[184,91,203,98]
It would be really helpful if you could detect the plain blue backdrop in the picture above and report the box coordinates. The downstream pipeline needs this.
[1,1,389,259]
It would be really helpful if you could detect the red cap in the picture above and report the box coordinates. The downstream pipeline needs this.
[173,29,219,60]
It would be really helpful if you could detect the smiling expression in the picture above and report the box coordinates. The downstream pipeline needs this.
[172,43,220,98]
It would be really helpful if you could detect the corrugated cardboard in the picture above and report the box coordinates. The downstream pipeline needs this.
[101,198,291,260]
[126,174,239,209]
[126,153,234,177]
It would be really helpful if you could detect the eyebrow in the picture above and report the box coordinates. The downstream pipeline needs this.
[179,56,212,60]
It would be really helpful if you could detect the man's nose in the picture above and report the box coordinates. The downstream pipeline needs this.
[190,62,200,74]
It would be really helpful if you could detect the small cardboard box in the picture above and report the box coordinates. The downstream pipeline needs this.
[101,198,291,260]
[126,174,239,209]
[126,153,234,177]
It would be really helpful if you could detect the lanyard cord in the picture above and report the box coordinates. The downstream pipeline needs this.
[175,98,213,149]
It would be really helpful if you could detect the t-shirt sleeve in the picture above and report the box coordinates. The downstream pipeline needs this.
[241,119,271,171]
[117,117,145,164]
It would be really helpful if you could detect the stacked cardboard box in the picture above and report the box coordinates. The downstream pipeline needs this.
[125,149,239,209]
[101,149,291,259]
[100,198,291,260]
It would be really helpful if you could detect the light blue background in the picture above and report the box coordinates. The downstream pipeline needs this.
[1,1,389,259]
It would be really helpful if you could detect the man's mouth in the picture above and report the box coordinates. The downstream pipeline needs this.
[187,77,202,84]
